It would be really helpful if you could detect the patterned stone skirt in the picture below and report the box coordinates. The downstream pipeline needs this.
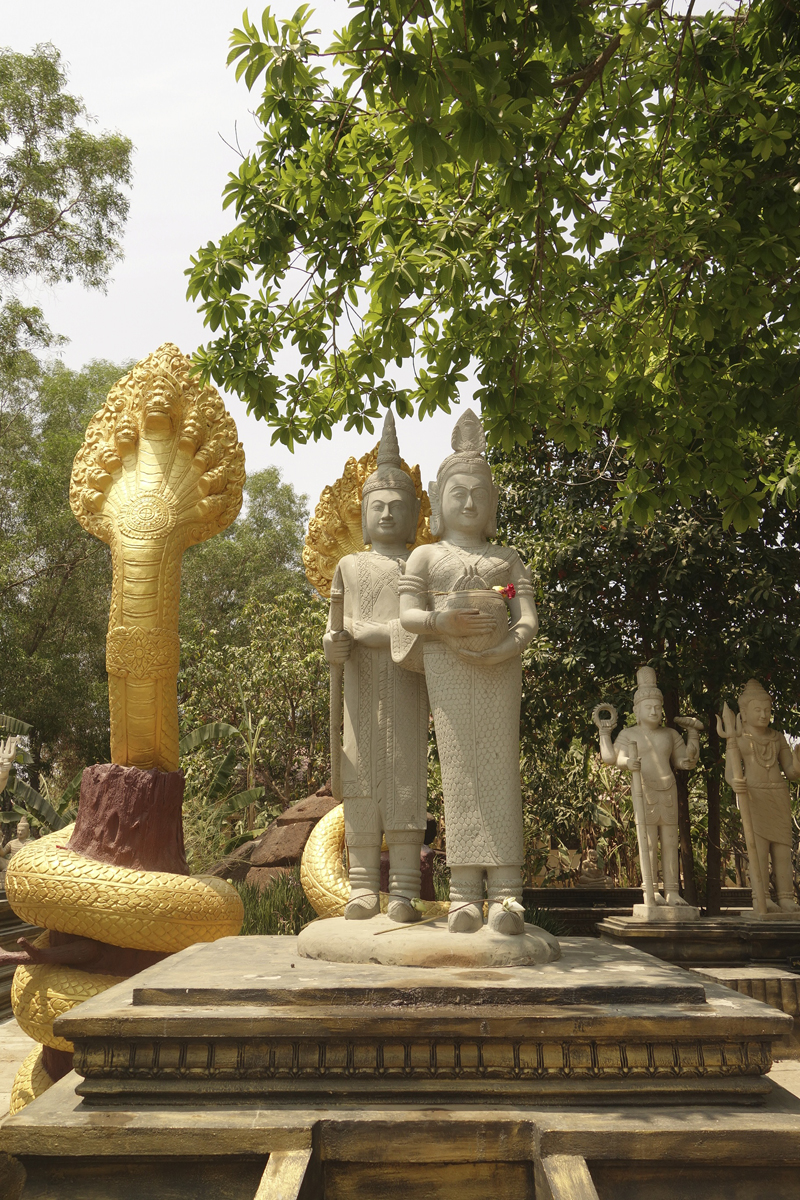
[423,642,524,868]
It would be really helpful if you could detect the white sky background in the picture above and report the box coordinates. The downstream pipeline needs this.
[4,0,457,509]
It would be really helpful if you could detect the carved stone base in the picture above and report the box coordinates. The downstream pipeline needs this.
[600,915,800,964]
[631,903,701,922]
[51,935,789,1109]
[297,914,560,967]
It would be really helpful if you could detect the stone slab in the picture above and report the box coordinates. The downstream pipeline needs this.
[599,915,800,964]
[49,936,789,1108]
[631,903,701,922]
[297,914,560,967]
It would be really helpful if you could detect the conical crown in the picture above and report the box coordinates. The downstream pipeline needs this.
[362,410,416,498]
[738,678,771,709]
[634,666,662,705]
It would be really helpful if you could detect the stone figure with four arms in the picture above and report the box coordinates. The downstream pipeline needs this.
[594,668,702,909]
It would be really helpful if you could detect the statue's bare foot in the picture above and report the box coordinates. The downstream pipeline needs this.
[665,893,689,907]
[387,896,420,924]
[448,903,482,933]
[488,903,524,936]
[765,897,781,913]
[653,892,667,905]
[344,891,379,920]
[779,897,800,913]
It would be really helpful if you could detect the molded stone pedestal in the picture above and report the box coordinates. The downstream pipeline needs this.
[297,914,560,967]
[600,914,800,964]
[0,935,798,1198]
[46,934,789,1108]
[631,903,701,922]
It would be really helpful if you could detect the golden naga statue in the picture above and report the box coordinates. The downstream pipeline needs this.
[3,345,245,1113]
[70,342,245,770]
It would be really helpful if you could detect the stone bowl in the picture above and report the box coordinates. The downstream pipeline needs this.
[439,588,509,654]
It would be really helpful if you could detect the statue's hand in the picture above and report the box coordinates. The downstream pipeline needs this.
[0,737,17,768]
[591,704,618,732]
[731,777,748,797]
[351,621,391,649]
[323,630,353,664]
[459,634,520,665]
[436,609,497,638]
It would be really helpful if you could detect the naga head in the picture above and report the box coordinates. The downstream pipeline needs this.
[70,343,245,551]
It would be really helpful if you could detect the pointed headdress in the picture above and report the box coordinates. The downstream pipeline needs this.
[429,408,498,537]
[738,678,771,710]
[361,409,420,544]
[633,667,662,705]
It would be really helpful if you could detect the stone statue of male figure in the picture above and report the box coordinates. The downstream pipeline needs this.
[323,412,429,923]
[596,667,702,907]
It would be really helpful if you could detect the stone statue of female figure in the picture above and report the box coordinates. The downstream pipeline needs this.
[398,409,538,936]
[323,412,429,924]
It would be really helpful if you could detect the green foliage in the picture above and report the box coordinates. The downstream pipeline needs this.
[190,0,800,524]
[235,865,316,935]
[179,467,309,643]
[494,431,800,893]
[179,591,329,871]
[0,44,132,380]
[0,360,131,785]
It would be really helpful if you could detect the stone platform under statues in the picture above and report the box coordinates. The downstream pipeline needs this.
[0,934,799,1198]
[599,913,800,964]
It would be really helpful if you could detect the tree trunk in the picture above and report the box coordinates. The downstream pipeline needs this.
[663,686,698,906]
[68,763,188,874]
[705,709,722,917]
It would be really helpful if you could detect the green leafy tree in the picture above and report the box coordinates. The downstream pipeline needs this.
[0,361,131,785]
[494,432,800,909]
[189,0,800,526]
[0,43,132,368]
[179,466,309,643]
[178,592,330,869]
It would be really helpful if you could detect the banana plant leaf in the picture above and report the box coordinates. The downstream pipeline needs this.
[178,723,239,755]
[0,714,33,736]
[207,748,239,801]
[218,786,265,815]
[7,776,68,831]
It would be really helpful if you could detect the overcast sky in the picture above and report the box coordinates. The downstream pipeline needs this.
[5,0,458,509]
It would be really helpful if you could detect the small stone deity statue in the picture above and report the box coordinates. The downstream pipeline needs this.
[594,668,702,908]
[398,409,538,937]
[323,411,429,924]
[2,816,30,859]
[724,679,799,913]
[0,737,17,795]
[576,849,613,889]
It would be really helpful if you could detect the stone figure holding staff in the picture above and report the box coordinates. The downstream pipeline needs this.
[323,412,429,924]
[718,679,799,915]
[594,667,702,914]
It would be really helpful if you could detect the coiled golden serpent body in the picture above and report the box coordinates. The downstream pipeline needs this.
[300,804,448,919]
[6,825,243,1111]
[6,825,243,952]
[10,1045,51,1116]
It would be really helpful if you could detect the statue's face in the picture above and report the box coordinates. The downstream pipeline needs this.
[441,472,493,538]
[742,697,771,730]
[636,699,663,729]
[141,380,182,435]
[364,488,413,547]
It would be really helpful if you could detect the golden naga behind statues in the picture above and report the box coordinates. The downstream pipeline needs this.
[70,343,245,771]
[303,443,436,598]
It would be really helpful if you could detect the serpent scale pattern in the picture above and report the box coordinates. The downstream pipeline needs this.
[9,1045,50,1116]
[300,805,448,919]
[5,827,243,952]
